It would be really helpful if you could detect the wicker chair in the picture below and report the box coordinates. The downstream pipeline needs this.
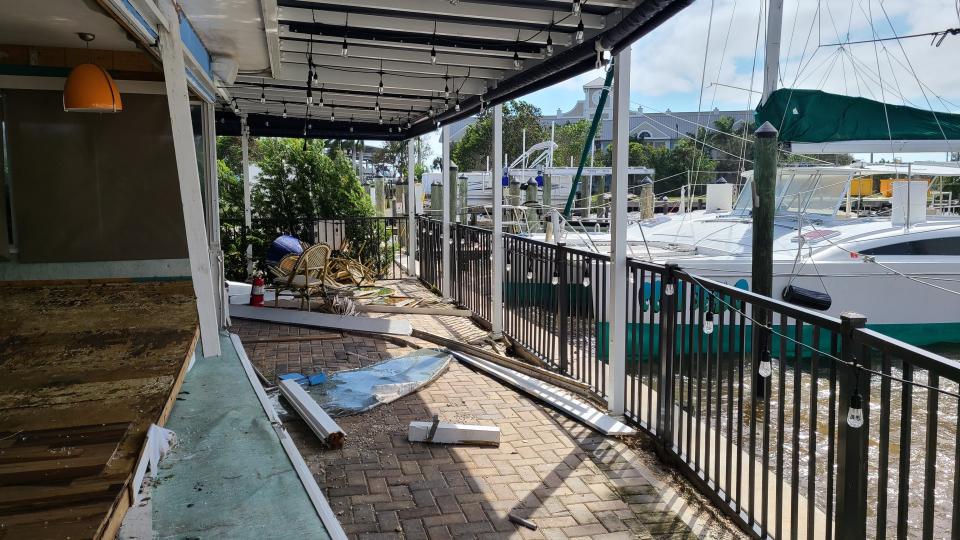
[272,243,331,311]
[267,253,300,280]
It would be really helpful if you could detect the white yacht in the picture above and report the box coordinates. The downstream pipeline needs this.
[546,164,960,346]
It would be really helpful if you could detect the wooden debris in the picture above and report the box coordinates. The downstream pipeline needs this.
[408,417,500,446]
[243,333,341,344]
[278,379,345,449]
[356,304,473,316]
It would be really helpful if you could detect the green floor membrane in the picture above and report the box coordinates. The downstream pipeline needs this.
[151,333,330,540]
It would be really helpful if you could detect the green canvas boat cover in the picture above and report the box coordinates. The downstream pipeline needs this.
[754,88,960,143]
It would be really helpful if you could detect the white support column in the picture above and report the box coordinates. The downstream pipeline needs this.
[158,0,221,357]
[407,138,417,277]
[491,104,504,339]
[241,116,253,277]
[606,50,631,415]
[441,125,452,300]
[202,102,225,328]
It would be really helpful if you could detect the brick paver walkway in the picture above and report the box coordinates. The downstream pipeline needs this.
[231,278,744,539]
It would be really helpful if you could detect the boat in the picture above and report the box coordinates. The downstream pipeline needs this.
[533,163,960,346]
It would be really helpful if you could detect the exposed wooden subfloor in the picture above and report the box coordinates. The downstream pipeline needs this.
[0,280,199,539]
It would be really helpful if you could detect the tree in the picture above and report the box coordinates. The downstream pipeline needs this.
[253,138,373,225]
[371,137,432,178]
[601,139,716,195]
[451,100,548,171]
[217,136,261,178]
[551,120,591,168]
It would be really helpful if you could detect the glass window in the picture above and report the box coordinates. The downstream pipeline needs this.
[861,237,960,256]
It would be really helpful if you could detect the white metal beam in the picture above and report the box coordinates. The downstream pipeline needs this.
[606,50,630,415]
[491,103,504,339]
[407,139,417,277]
[261,0,283,78]
[281,0,605,29]
[441,125,452,300]
[280,36,521,69]
[282,32,543,59]
[274,64,488,95]
[279,9,568,43]
[279,51,505,80]
[158,0,221,357]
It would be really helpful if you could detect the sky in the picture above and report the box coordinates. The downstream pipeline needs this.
[422,0,960,164]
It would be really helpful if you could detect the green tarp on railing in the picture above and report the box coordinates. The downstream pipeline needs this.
[754,88,960,143]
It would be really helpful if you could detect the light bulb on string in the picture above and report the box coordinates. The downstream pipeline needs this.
[341,38,349,57]
[582,266,591,287]
[664,282,675,296]
[513,50,521,70]
[703,310,714,335]
[551,270,559,285]
[546,33,554,57]
[847,389,864,428]
[572,0,581,14]
[758,350,773,378]
[430,45,437,64]
[282,102,287,119]
[575,19,584,44]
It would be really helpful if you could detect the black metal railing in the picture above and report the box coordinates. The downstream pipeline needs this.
[413,215,960,539]
[452,224,493,323]
[416,216,444,293]
[220,216,407,281]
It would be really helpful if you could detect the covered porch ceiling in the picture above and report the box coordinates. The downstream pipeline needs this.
[182,0,692,140]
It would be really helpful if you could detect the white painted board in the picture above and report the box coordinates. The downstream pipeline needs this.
[408,421,500,446]
[230,304,412,335]
[279,379,345,448]
[449,351,635,436]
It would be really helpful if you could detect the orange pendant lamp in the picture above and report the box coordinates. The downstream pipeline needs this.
[63,33,123,113]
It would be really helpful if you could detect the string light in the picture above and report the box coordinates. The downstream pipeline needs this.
[282,101,287,118]
[546,33,554,56]
[318,87,324,108]
[551,269,559,285]
[572,0,581,14]
[232,99,240,114]
[703,310,714,335]
[513,50,521,70]
[757,350,773,378]
[378,111,383,124]
[575,18,584,44]
[260,80,266,104]
[443,76,450,98]
[847,389,864,428]
[341,13,350,57]
[430,45,437,64]
[454,95,461,112]
[374,98,380,112]
[581,266,591,287]
[330,106,335,122]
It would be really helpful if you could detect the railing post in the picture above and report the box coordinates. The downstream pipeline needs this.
[556,242,569,375]
[836,311,868,540]
[658,263,678,450]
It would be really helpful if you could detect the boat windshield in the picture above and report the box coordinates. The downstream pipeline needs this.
[732,170,852,217]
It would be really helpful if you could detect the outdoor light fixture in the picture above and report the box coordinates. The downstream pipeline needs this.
[506,260,512,273]
[546,33,554,56]
[265,120,270,127]
[582,266,591,287]
[551,270,559,285]
[378,75,384,95]
[443,77,450,98]
[330,107,335,122]
[318,89,324,107]
[63,33,123,113]
[513,50,522,70]
[847,390,864,428]
[572,0,581,14]
[260,82,266,104]
[282,102,287,118]
[664,282,675,296]
[232,99,241,114]
[341,39,349,57]
[378,112,383,124]
[374,98,380,112]
[306,87,313,105]
[575,18,585,44]
[454,97,461,112]
[758,350,773,378]
[703,311,714,335]
[526,268,534,280]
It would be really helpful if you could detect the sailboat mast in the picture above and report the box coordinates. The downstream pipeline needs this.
[761,0,784,104]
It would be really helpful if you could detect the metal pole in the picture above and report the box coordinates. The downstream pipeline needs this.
[606,51,630,415]
[241,117,253,277]
[491,104,504,338]
[442,125,452,300]
[550,121,555,168]
[762,0,784,104]
[407,138,417,277]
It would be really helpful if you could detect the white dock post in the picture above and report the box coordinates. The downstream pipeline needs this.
[491,103,504,339]
[441,125,452,300]
[407,138,417,276]
[606,49,631,415]
[158,0,220,357]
